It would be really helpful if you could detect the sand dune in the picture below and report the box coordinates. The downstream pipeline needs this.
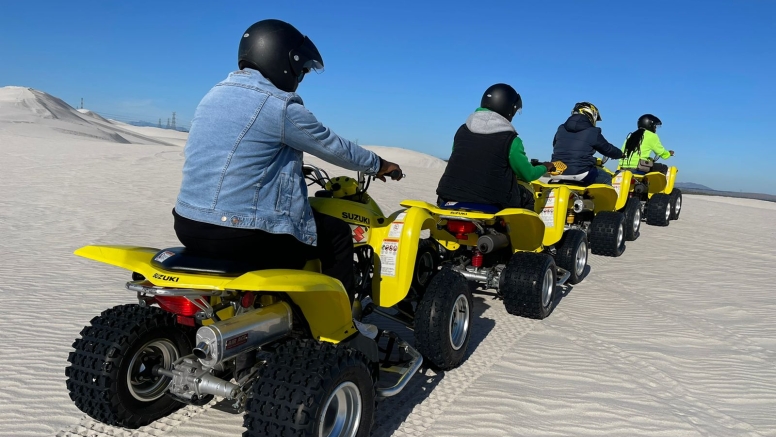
[1,91,775,437]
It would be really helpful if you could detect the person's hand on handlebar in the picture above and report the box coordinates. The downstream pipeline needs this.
[541,161,556,172]
[376,158,404,181]
[669,150,675,156]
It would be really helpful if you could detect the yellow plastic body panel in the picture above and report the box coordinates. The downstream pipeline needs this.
[368,206,435,307]
[644,172,668,194]
[584,184,619,213]
[74,245,354,343]
[532,184,570,247]
[399,200,545,253]
[662,166,678,195]
[611,170,634,211]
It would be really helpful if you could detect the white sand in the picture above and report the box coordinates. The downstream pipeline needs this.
[1,88,775,437]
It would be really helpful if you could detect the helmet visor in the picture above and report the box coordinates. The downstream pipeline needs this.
[290,36,324,83]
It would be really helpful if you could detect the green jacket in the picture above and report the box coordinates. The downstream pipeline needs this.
[619,130,670,168]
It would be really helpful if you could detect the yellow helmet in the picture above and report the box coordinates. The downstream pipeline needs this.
[325,176,358,198]
[572,102,602,126]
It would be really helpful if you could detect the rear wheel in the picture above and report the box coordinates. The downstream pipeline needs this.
[622,198,642,241]
[647,193,672,226]
[501,252,557,319]
[669,189,683,220]
[589,211,626,257]
[414,268,473,370]
[65,304,193,428]
[243,339,375,437]
[553,230,588,285]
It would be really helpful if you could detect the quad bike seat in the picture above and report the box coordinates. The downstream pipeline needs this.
[150,247,264,276]
[437,200,501,214]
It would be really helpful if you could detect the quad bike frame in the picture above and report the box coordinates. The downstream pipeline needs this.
[66,164,475,437]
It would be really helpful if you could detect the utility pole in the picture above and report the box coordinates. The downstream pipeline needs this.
[80,98,83,109]
[171,112,176,130]
[158,118,162,128]
[166,118,170,129]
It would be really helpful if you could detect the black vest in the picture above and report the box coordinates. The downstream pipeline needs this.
[436,124,520,208]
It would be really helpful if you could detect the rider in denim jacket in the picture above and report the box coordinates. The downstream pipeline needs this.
[173,19,402,307]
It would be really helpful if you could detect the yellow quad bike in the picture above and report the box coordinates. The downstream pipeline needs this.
[615,155,681,227]
[65,164,474,437]
[531,158,628,258]
[593,157,643,241]
[399,191,585,320]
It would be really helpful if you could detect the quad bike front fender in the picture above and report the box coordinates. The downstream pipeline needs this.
[612,170,635,211]
[534,185,570,247]
[369,206,435,308]
[662,166,678,195]
[74,245,354,344]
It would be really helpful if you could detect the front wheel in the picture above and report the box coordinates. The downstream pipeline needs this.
[554,229,588,285]
[501,252,557,319]
[65,304,193,428]
[414,268,473,370]
[623,198,642,241]
[243,339,375,437]
[669,189,682,220]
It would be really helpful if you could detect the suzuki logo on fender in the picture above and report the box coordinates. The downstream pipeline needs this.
[342,212,370,224]
[153,273,180,282]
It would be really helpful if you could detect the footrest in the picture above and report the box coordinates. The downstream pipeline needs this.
[374,330,423,399]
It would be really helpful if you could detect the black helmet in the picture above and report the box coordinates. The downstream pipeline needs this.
[572,102,602,126]
[637,114,662,132]
[480,83,522,121]
[237,19,324,92]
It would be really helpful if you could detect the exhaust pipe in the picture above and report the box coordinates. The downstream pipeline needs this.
[194,301,293,367]
[477,232,510,254]
[572,199,595,213]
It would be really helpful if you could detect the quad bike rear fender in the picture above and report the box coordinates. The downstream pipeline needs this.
[74,245,354,343]
[584,184,619,213]
[399,199,545,252]
[644,172,668,194]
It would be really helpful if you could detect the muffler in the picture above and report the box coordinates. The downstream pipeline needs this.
[572,198,595,213]
[194,301,293,367]
[477,232,510,254]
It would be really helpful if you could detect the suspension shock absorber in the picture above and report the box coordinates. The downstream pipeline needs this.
[471,248,483,269]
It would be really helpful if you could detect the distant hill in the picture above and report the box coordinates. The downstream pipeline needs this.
[675,182,715,191]
[676,182,776,203]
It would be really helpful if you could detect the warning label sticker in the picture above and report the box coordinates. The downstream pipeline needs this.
[613,173,624,196]
[540,190,555,228]
[380,239,399,277]
[388,221,404,238]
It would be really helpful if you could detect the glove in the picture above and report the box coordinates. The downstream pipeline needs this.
[541,162,556,172]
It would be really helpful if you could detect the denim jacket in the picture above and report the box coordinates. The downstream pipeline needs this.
[174,69,381,246]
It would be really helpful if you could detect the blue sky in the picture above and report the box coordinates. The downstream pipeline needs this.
[1,0,774,193]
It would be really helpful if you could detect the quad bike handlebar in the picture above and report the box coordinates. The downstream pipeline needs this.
[303,163,405,195]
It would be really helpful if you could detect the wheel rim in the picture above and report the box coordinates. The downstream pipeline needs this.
[320,381,362,437]
[575,240,587,277]
[542,267,554,308]
[617,222,624,248]
[449,294,470,351]
[665,202,671,221]
[675,196,682,215]
[126,338,179,402]
[416,251,435,286]
[633,208,641,234]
